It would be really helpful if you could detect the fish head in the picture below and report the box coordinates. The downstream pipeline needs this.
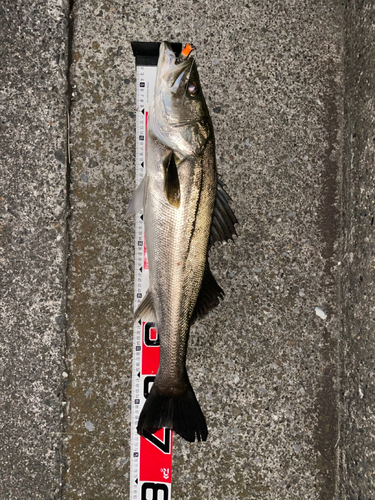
[150,42,212,159]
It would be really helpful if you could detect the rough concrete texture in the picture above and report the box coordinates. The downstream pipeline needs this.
[340,1,375,498]
[1,0,375,499]
[62,2,134,497]
[66,0,343,498]
[0,1,69,498]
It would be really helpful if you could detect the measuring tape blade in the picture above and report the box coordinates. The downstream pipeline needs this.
[130,42,181,500]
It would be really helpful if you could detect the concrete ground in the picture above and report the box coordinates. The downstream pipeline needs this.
[0,0,374,499]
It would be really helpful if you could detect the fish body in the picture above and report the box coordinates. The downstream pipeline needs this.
[127,42,237,442]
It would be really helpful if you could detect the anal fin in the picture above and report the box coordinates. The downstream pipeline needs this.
[190,261,224,325]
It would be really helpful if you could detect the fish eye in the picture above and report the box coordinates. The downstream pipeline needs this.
[187,82,199,96]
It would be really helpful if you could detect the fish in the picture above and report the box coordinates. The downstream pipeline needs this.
[127,41,237,442]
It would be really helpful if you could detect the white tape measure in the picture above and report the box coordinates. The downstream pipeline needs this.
[129,42,182,500]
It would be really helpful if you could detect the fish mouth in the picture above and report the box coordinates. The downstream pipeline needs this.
[158,42,194,89]
[158,42,177,78]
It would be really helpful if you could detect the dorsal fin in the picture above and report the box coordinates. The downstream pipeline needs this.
[209,178,238,246]
[190,261,224,325]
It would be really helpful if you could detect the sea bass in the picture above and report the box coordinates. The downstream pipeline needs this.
[127,42,237,442]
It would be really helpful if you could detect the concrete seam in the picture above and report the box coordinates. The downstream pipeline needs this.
[59,0,75,498]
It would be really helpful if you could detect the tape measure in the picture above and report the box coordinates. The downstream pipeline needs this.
[129,42,182,500]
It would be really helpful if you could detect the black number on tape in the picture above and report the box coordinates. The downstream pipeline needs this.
[142,428,171,454]
[141,482,168,500]
[144,322,159,346]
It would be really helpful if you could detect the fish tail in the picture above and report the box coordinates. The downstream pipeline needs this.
[137,378,208,443]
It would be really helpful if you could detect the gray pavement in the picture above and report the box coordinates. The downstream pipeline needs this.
[340,2,375,498]
[1,0,374,499]
[0,0,69,498]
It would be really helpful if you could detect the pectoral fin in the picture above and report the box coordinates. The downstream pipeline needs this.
[126,175,147,216]
[190,261,224,325]
[163,152,180,208]
[210,178,238,246]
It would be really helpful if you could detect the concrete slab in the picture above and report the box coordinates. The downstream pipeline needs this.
[62,2,135,497]
[2,0,374,498]
[64,0,346,498]
[0,1,69,498]
[340,1,375,498]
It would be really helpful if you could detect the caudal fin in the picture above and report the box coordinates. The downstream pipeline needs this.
[137,380,208,442]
